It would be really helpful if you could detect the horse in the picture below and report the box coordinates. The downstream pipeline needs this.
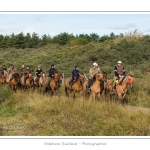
[65,73,85,99]
[105,75,134,105]
[83,71,107,100]
[9,72,20,92]
[49,72,62,97]
[88,72,104,101]
[38,72,46,94]
[25,72,34,92]
[4,70,13,84]
[0,72,6,84]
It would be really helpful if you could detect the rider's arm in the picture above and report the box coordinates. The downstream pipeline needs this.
[123,67,126,76]
[114,66,119,77]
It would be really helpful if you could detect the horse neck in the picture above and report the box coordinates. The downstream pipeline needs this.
[119,77,128,89]
[93,78,101,87]
[76,77,84,87]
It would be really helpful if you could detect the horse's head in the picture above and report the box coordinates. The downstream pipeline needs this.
[127,75,134,87]
[53,72,60,82]
[59,74,63,83]
[13,73,20,84]
[28,72,33,79]
[79,73,85,83]
[93,72,104,81]
[102,71,107,82]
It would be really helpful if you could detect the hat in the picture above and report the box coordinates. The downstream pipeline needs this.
[117,61,122,64]
[51,64,54,67]
[93,62,98,66]
[11,64,14,66]
[75,65,79,68]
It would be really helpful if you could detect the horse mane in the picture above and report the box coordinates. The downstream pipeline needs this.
[79,73,84,75]
[93,72,100,82]
[12,73,20,79]
[119,75,127,85]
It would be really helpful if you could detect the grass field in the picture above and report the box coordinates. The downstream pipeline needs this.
[0,76,150,136]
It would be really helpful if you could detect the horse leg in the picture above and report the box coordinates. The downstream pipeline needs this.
[65,87,69,98]
[73,91,76,99]
[97,93,101,101]
[118,94,124,106]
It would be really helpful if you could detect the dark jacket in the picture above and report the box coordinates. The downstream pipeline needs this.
[114,65,126,77]
[72,69,80,79]
[2,67,7,75]
[49,68,57,77]
[36,69,42,77]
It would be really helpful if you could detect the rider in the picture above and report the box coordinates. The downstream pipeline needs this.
[35,66,43,86]
[24,66,32,85]
[19,64,25,75]
[8,64,16,81]
[86,62,100,89]
[2,65,7,75]
[112,61,126,92]
[49,64,57,78]
[7,64,16,74]
[69,65,80,89]
[46,64,58,87]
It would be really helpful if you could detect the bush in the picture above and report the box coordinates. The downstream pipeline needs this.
[69,38,88,46]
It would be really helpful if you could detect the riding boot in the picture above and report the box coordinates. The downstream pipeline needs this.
[24,77,28,85]
[69,80,73,90]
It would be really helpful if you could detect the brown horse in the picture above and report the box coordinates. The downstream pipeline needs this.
[49,72,62,97]
[88,72,104,101]
[0,72,5,84]
[105,75,134,105]
[19,72,26,91]
[25,72,34,92]
[65,73,85,99]
[9,73,20,92]
[83,71,107,100]
[39,72,46,94]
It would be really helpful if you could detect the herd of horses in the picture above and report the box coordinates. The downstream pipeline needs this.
[0,69,134,105]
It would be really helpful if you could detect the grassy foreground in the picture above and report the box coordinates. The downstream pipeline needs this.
[0,84,150,136]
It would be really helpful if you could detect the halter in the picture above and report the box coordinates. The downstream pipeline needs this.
[127,76,134,86]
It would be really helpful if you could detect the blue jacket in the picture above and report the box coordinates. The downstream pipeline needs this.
[72,69,80,79]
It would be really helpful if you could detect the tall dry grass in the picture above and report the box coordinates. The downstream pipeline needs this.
[0,83,150,136]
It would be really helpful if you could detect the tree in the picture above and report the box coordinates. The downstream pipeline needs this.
[0,34,6,48]
[14,32,25,49]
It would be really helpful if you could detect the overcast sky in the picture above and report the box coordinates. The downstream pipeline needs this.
[0,14,150,37]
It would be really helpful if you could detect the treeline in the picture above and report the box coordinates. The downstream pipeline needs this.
[0,32,119,49]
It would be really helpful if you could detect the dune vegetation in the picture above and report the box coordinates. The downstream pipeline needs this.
[0,30,150,136]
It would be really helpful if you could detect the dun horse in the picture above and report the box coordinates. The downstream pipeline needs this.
[9,73,20,92]
[83,71,107,100]
[0,72,5,84]
[105,75,134,105]
[25,72,34,92]
[65,73,85,99]
[19,72,26,91]
[88,72,104,101]
[39,72,46,94]
[49,72,61,97]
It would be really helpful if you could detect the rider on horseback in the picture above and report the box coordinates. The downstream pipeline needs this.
[24,66,32,85]
[46,64,58,87]
[35,66,43,86]
[112,61,126,92]
[69,65,80,89]
[8,64,17,82]
[86,62,100,89]
[2,65,7,75]
[19,64,25,75]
